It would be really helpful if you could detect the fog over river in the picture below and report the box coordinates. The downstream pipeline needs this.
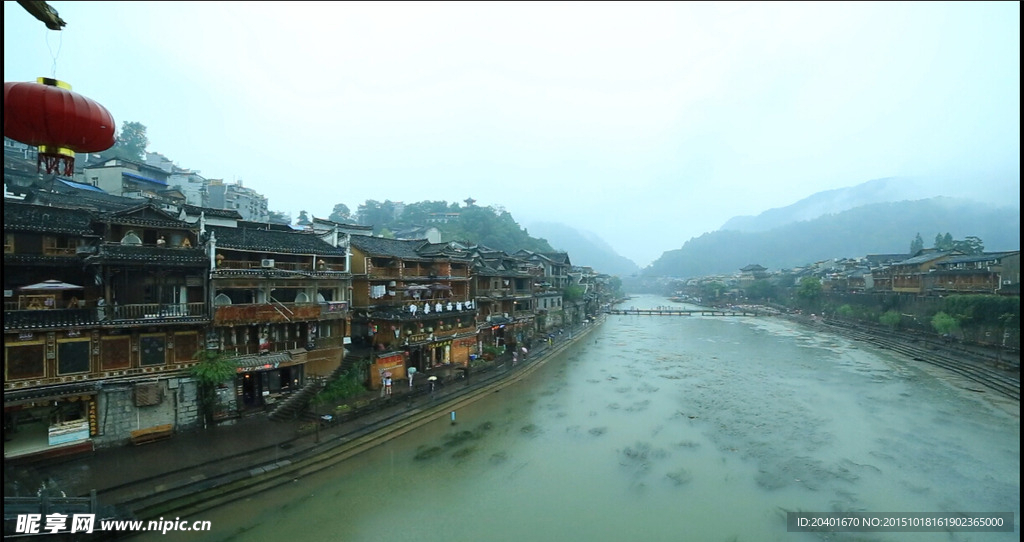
[158,295,1019,542]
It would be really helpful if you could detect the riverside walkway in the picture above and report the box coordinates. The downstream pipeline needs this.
[4,317,605,532]
[607,308,760,316]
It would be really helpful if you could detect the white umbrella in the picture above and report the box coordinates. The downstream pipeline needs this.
[428,376,438,381]
[19,279,84,291]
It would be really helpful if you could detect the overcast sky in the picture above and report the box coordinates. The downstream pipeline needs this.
[4,2,1019,266]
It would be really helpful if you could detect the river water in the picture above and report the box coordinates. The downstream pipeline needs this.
[162,295,1019,542]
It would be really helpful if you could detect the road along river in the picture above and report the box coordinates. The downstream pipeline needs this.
[148,294,1019,542]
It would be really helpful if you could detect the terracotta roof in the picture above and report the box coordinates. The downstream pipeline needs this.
[3,199,97,236]
[210,225,347,256]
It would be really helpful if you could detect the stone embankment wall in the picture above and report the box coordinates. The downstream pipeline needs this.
[93,378,200,448]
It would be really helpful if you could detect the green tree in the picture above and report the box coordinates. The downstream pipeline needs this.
[699,281,727,301]
[314,368,367,406]
[296,210,312,226]
[607,276,624,299]
[563,284,585,302]
[951,236,984,255]
[931,311,958,337]
[880,310,901,330]
[104,121,148,161]
[796,277,822,307]
[268,211,290,225]
[328,203,351,223]
[836,304,856,319]
[191,350,236,426]
[934,232,954,250]
[744,279,775,301]
[910,233,924,254]
[355,199,402,232]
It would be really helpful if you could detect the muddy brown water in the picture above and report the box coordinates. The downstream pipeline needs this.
[147,295,1019,542]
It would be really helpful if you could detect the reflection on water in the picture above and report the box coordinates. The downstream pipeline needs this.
[160,295,1019,542]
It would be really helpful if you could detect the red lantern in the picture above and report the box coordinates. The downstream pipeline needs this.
[3,77,116,176]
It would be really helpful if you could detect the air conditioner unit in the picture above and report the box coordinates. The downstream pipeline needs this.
[261,259,275,268]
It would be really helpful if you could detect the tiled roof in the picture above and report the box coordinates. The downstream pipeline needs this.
[100,203,192,229]
[24,186,140,212]
[237,220,298,232]
[897,251,956,266]
[350,235,430,260]
[417,242,472,259]
[210,225,348,256]
[84,244,209,267]
[541,252,571,265]
[3,200,97,236]
[473,256,531,277]
[940,251,1019,265]
[57,179,105,192]
[4,253,90,267]
[180,204,243,219]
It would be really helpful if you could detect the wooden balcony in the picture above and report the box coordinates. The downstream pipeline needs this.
[4,302,209,330]
[319,301,350,320]
[218,259,347,273]
[213,302,323,325]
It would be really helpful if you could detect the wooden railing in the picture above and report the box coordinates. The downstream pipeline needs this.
[43,247,78,256]
[106,302,208,320]
[218,259,346,272]
[224,339,307,356]
[4,302,209,329]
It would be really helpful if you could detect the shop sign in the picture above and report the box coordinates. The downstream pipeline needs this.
[236,363,274,373]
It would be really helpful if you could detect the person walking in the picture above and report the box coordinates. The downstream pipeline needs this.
[384,375,393,397]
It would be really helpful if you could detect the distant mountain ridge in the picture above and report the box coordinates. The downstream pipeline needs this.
[644,197,1020,278]
[721,176,1019,233]
[526,221,640,277]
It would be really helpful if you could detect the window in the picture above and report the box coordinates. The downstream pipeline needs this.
[101,336,131,370]
[57,340,91,374]
[5,342,45,379]
[140,334,166,366]
[174,332,199,363]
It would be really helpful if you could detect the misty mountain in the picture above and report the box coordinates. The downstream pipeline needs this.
[721,175,1019,232]
[644,197,1020,278]
[526,221,640,277]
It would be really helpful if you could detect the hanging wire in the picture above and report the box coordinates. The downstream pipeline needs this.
[46,27,64,79]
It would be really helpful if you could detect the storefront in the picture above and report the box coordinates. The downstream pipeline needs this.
[4,385,98,460]
[234,352,306,410]
[370,352,407,389]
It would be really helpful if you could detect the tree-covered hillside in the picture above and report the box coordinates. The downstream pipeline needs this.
[352,199,554,254]
[645,197,1020,278]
